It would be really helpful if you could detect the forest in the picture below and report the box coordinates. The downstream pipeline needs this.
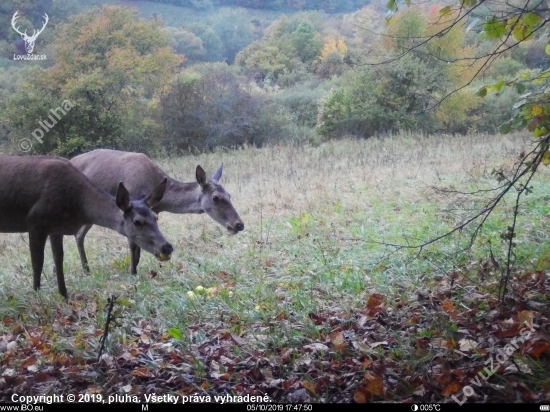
[0,0,550,405]
[0,0,547,155]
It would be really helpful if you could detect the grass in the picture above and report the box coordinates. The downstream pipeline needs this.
[85,0,290,28]
[1,131,549,401]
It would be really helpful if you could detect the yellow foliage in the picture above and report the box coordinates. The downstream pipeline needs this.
[319,36,347,59]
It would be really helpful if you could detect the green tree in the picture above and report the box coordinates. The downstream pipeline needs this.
[164,26,207,65]
[155,63,259,151]
[235,13,327,85]
[382,0,550,299]
[210,8,255,63]
[5,6,181,156]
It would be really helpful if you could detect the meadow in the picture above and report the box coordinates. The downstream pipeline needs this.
[1,132,549,402]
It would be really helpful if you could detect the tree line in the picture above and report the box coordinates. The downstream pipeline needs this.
[0,1,547,156]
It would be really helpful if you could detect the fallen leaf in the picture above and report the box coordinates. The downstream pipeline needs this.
[140,334,151,344]
[528,340,550,357]
[366,294,384,315]
[329,331,347,351]
[303,343,330,352]
[353,387,368,403]
[459,338,478,352]
[131,367,153,378]
[231,334,246,346]
[364,371,384,396]
[302,381,316,395]
[21,357,37,368]
[442,382,462,395]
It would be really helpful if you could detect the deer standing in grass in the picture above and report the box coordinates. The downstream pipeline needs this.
[70,149,244,275]
[0,156,173,298]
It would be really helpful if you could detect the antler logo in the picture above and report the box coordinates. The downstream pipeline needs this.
[11,11,49,54]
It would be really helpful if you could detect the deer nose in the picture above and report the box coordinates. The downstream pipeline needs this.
[162,243,174,255]
[235,222,244,232]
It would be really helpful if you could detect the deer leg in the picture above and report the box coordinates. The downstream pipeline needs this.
[129,240,141,275]
[49,234,68,298]
[75,224,93,273]
[29,231,48,293]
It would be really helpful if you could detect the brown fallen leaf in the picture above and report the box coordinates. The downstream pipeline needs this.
[366,293,384,316]
[308,312,324,325]
[21,357,37,368]
[518,310,534,326]
[442,382,462,395]
[353,387,368,403]
[329,331,347,352]
[364,372,384,396]
[302,380,316,395]
[131,367,153,378]
[34,372,50,382]
[527,340,550,357]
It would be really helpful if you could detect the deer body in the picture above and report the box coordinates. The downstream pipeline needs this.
[70,149,244,274]
[0,156,173,297]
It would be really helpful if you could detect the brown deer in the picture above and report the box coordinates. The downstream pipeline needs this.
[0,156,173,298]
[70,149,244,275]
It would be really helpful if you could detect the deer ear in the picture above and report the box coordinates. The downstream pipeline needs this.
[116,182,131,212]
[211,163,223,183]
[196,165,207,188]
[144,177,167,208]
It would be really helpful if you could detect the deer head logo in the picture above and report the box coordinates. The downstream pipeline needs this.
[11,11,48,54]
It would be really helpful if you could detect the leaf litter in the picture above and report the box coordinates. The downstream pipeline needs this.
[1,268,549,403]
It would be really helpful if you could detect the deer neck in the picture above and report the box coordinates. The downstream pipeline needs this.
[154,177,203,214]
[82,186,125,236]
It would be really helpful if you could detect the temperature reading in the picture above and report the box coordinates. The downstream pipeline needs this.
[412,405,440,411]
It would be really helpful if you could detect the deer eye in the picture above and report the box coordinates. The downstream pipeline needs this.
[133,220,143,227]
[213,195,220,202]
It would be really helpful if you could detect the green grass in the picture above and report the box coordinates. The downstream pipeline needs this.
[1,131,549,400]
[86,0,290,28]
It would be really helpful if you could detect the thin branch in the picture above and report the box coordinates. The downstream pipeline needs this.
[97,294,118,363]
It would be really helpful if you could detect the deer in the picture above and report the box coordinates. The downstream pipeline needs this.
[70,149,244,275]
[11,11,49,54]
[0,156,173,298]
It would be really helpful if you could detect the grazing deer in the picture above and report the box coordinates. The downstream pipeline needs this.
[0,156,173,298]
[11,11,48,54]
[71,149,244,275]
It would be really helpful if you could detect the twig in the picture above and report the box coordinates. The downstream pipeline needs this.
[97,294,118,363]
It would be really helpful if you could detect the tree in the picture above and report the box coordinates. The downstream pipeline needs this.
[164,26,207,65]
[235,13,329,85]
[318,6,480,138]
[5,6,181,156]
[368,0,550,299]
[155,63,259,151]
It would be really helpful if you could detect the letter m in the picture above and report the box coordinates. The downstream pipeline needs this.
[142,405,148,411]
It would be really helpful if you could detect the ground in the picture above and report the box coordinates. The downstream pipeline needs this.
[1,132,549,403]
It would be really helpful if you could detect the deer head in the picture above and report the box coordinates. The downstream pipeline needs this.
[12,11,48,54]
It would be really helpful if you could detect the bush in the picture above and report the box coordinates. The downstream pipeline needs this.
[156,63,259,151]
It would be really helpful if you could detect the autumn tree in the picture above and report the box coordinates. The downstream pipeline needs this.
[373,0,550,299]
[235,13,326,85]
[5,6,181,156]
[155,63,259,151]
[318,6,481,138]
